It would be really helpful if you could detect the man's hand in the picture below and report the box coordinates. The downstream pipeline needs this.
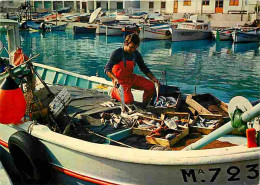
[146,72,160,85]
[106,71,119,87]
[152,77,160,85]
[113,78,119,88]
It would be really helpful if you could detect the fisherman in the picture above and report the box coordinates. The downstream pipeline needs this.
[104,33,159,107]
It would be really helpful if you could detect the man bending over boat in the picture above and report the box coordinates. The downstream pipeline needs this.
[104,33,159,107]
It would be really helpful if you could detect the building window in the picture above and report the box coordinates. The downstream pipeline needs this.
[149,2,154,9]
[183,0,191,6]
[202,0,210,5]
[161,2,166,9]
[117,2,123,9]
[230,0,239,6]
[97,2,101,8]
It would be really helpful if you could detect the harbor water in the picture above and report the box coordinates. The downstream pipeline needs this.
[0,29,259,103]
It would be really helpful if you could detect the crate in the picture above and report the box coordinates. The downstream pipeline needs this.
[146,125,189,147]
[132,115,163,136]
[161,112,191,127]
[190,114,224,135]
[186,93,229,119]
[147,91,182,114]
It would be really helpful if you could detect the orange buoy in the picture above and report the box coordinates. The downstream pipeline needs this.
[0,76,26,124]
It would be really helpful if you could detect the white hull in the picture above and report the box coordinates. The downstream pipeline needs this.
[96,25,106,34]
[233,31,260,43]
[116,15,129,21]
[172,29,212,41]
[0,121,259,185]
[0,159,13,185]
[106,26,122,36]
[140,27,171,40]
[99,16,116,23]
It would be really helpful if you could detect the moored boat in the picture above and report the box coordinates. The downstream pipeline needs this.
[0,19,259,185]
[213,29,234,41]
[232,28,260,43]
[171,20,212,42]
[49,23,67,31]
[140,23,172,40]
[96,24,106,34]
[73,25,96,34]
[106,25,123,36]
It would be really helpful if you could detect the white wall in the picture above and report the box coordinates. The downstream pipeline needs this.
[139,0,258,14]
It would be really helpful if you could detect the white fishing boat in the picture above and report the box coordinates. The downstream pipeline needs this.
[106,25,123,36]
[139,24,172,40]
[0,19,259,185]
[232,28,260,43]
[98,15,116,24]
[0,156,13,185]
[116,14,130,21]
[171,20,212,42]
[96,24,106,34]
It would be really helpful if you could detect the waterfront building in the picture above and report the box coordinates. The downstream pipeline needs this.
[140,0,259,14]
[30,0,140,13]
[4,0,258,15]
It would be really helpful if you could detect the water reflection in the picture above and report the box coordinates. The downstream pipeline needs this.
[0,30,259,102]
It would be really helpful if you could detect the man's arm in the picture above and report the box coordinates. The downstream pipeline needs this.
[104,49,121,86]
[106,71,119,86]
[135,52,159,84]
[146,72,159,84]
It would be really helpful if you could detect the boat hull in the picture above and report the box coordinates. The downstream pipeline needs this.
[73,26,96,34]
[96,25,106,34]
[141,28,171,40]
[172,29,212,41]
[50,24,67,31]
[233,31,260,43]
[0,122,259,185]
[106,26,122,36]
[213,30,232,41]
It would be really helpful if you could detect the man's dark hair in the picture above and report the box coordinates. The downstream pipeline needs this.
[125,33,140,46]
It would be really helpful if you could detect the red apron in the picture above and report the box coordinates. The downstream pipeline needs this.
[111,53,155,104]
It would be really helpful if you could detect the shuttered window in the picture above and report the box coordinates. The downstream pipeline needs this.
[161,2,166,9]
[230,0,239,6]
[183,0,191,6]
[202,0,210,5]
[149,2,154,9]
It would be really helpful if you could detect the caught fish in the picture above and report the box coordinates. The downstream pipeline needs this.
[118,84,126,113]
[165,133,176,140]
[153,83,160,105]
[164,118,178,130]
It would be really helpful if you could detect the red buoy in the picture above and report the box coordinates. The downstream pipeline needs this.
[246,128,257,148]
[0,76,26,124]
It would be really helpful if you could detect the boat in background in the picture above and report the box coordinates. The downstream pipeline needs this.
[232,28,260,43]
[0,19,259,185]
[116,14,130,21]
[44,14,62,22]
[171,20,212,42]
[73,25,96,34]
[139,23,172,40]
[98,15,116,24]
[96,24,106,34]
[49,23,67,31]
[106,25,123,36]
[213,29,234,41]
